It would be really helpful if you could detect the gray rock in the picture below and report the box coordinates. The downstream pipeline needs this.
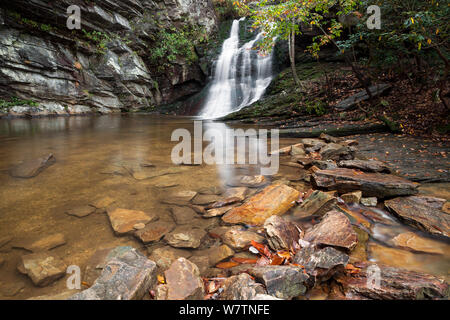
[69,248,156,300]
[335,84,391,111]
[220,273,266,300]
[264,216,303,251]
[165,226,206,248]
[148,246,192,270]
[338,159,391,173]
[19,253,66,287]
[248,265,309,299]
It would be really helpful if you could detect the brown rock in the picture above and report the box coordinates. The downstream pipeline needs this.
[222,184,300,226]
[341,191,362,204]
[65,205,96,218]
[206,245,235,266]
[204,205,235,218]
[301,138,324,148]
[135,221,175,243]
[90,196,116,210]
[319,143,353,161]
[319,133,339,143]
[291,143,306,156]
[264,216,303,251]
[304,210,358,250]
[223,187,248,201]
[165,226,206,248]
[19,253,66,287]
[17,233,66,252]
[227,175,268,188]
[335,262,449,299]
[293,190,337,218]
[165,258,205,300]
[391,232,446,255]
[385,196,450,237]
[311,168,419,198]
[170,206,197,225]
[149,246,192,270]
[222,227,265,250]
[162,190,198,205]
[192,194,222,205]
[10,153,55,178]
[107,208,156,235]
[220,273,266,300]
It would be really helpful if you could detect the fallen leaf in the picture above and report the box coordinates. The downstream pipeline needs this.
[231,257,258,264]
[216,261,240,269]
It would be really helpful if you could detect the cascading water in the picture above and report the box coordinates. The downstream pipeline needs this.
[200,19,274,119]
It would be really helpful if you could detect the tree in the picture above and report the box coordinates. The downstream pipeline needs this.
[235,0,359,90]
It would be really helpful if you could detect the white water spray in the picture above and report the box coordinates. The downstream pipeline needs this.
[200,19,274,119]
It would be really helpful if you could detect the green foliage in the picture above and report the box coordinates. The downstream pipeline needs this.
[81,30,112,54]
[149,25,206,72]
[0,97,39,112]
[7,10,54,33]
[337,0,449,71]
[213,0,246,20]
[305,100,327,116]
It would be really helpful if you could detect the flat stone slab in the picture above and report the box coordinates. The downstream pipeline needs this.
[304,210,358,250]
[69,248,156,300]
[65,205,96,218]
[164,226,206,248]
[293,190,337,218]
[107,208,156,235]
[221,227,265,250]
[170,206,197,225]
[15,233,66,252]
[19,253,66,287]
[227,175,268,188]
[134,221,175,243]
[149,246,192,270]
[335,262,449,300]
[162,190,198,205]
[385,196,450,238]
[338,160,391,173]
[10,153,55,178]
[311,168,419,198]
[222,184,300,226]
[391,232,446,255]
[164,258,204,300]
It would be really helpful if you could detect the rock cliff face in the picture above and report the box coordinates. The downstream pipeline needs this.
[0,1,218,116]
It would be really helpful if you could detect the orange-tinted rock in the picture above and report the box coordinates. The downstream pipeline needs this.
[107,208,156,235]
[165,258,204,300]
[264,216,303,251]
[222,184,300,226]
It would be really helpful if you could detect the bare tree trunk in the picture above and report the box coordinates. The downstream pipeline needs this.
[288,30,301,88]
[434,46,449,110]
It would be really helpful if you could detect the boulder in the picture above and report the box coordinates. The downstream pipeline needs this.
[248,266,309,299]
[164,226,206,248]
[164,258,205,300]
[311,168,419,198]
[304,210,358,250]
[293,190,337,218]
[335,262,449,300]
[385,196,450,237]
[264,216,303,251]
[338,160,391,173]
[19,253,66,287]
[148,246,192,270]
[219,273,266,300]
[69,248,156,300]
[134,221,175,243]
[222,184,300,226]
[107,208,156,235]
[293,246,348,280]
[10,153,55,178]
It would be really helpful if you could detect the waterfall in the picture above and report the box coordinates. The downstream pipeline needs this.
[199,19,274,119]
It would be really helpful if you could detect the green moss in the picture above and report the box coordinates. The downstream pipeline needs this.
[0,96,39,112]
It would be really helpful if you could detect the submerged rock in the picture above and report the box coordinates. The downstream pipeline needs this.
[70,248,156,300]
[221,227,265,250]
[204,205,235,218]
[304,210,358,250]
[385,196,450,237]
[164,226,206,248]
[222,184,299,226]
[10,153,55,178]
[192,194,222,205]
[264,216,303,251]
[170,206,197,225]
[391,232,446,255]
[162,190,198,205]
[16,233,66,252]
[311,168,419,198]
[65,205,96,218]
[335,262,449,300]
[107,208,156,235]
[227,175,268,188]
[219,273,266,300]
[134,221,175,243]
[293,190,337,218]
[148,246,192,270]
[164,258,204,300]
[19,253,66,287]
[248,265,309,299]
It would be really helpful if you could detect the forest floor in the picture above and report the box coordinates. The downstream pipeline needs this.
[223,61,449,141]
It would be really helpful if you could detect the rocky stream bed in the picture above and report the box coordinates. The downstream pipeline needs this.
[1,125,448,300]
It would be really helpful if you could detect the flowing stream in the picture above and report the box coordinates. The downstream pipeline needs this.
[200,19,274,119]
